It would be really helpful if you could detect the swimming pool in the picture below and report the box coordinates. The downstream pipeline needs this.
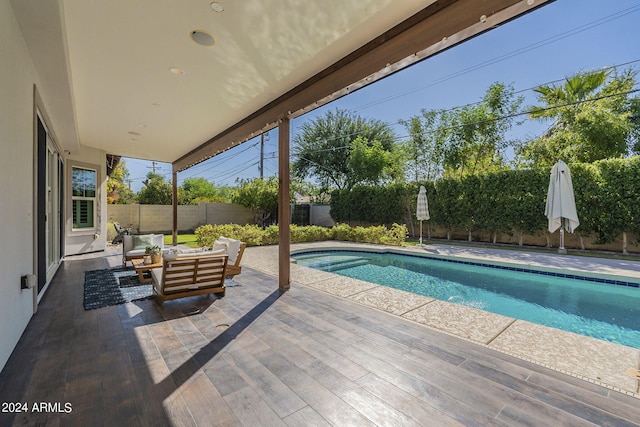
[292,250,640,349]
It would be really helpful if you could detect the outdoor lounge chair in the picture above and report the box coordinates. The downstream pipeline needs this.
[150,252,228,305]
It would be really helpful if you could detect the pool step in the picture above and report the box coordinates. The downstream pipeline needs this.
[324,258,369,272]
[298,256,367,270]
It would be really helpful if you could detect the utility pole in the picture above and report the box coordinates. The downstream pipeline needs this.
[259,132,270,179]
[147,161,161,174]
[259,134,265,179]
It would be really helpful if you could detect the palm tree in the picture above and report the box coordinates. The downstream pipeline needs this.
[529,70,608,122]
[518,69,638,167]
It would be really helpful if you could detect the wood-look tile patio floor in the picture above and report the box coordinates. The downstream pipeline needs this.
[0,248,639,426]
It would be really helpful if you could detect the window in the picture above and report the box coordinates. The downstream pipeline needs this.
[72,167,96,229]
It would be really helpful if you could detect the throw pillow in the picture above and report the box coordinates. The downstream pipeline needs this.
[132,234,154,250]
[218,236,241,264]
[213,240,228,252]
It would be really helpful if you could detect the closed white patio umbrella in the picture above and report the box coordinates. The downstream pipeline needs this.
[416,185,430,246]
[545,160,579,253]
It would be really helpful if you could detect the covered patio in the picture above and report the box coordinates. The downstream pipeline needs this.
[1,244,639,426]
[4,0,640,425]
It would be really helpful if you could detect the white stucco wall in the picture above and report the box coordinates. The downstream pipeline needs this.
[0,0,41,371]
[0,1,108,372]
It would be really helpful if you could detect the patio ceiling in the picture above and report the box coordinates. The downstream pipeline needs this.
[10,0,550,170]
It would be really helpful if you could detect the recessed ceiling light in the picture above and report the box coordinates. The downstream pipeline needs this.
[190,30,215,47]
[169,67,185,76]
[128,131,141,136]
[210,2,224,12]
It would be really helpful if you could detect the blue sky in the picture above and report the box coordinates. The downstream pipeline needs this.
[122,0,640,192]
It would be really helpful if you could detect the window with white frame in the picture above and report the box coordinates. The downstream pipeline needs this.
[71,166,97,229]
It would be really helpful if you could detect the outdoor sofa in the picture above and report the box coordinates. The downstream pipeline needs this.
[122,234,166,266]
[151,251,228,305]
[122,234,165,267]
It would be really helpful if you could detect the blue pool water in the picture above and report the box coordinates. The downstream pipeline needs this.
[292,250,640,349]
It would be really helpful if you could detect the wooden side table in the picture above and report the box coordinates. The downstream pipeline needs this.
[131,258,163,283]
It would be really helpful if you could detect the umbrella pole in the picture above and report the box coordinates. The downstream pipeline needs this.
[419,220,423,246]
[558,221,567,254]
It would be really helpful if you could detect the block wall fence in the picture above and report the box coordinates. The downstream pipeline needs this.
[107,203,335,233]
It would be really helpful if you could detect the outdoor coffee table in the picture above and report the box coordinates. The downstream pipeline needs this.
[131,258,162,283]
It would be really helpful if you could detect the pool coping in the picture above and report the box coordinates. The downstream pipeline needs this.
[243,241,640,398]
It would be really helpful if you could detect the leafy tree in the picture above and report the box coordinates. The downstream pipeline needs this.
[441,82,524,178]
[292,181,330,204]
[477,171,508,243]
[180,177,232,204]
[500,168,547,245]
[137,172,189,205]
[232,177,282,226]
[517,69,640,167]
[106,160,136,204]
[348,136,403,188]
[401,83,522,181]
[431,177,464,239]
[292,109,399,190]
[232,177,316,226]
[399,109,448,182]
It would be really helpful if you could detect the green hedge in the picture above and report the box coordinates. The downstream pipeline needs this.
[194,223,407,247]
[329,156,640,245]
[330,184,409,224]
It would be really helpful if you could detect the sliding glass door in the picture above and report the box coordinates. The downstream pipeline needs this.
[37,114,62,293]
[46,139,60,274]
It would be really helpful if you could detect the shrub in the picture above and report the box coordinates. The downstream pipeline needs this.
[194,224,216,247]
[381,223,408,246]
[262,225,280,245]
[290,224,332,242]
[194,223,407,247]
[332,223,354,241]
[195,223,265,247]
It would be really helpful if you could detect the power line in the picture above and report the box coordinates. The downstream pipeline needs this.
[146,161,162,173]
[290,61,640,154]
[294,86,640,157]
[387,87,640,143]
[181,141,260,180]
[203,158,260,183]
[354,4,640,112]
[214,161,260,185]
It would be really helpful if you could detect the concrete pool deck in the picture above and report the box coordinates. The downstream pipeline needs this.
[241,241,640,397]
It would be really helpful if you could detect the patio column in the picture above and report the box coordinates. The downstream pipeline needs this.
[278,117,291,291]
[172,170,178,246]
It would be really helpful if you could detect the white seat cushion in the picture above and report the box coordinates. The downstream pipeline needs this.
[126,248,148,258]
[164,249,226,261]
[150,267,163,286]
